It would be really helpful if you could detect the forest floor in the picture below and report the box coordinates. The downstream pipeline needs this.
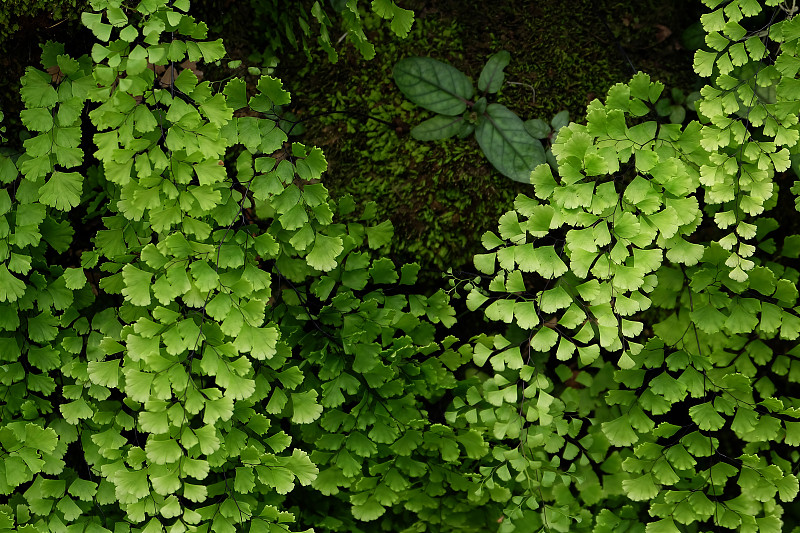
[0,0,703,283]
[242,0,703,280]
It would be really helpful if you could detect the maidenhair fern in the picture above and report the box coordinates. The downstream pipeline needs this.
[0,1,477,531]
[464,0,800,530]
[5,0,800,532]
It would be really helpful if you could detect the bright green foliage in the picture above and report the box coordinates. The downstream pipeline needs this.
[0,1,488,531]
[6,0,800,532]
[394,52,548,182]
[460,0,800,528]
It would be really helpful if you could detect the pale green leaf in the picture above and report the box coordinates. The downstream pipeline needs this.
[307,234,343,271]
[39,172,83,211]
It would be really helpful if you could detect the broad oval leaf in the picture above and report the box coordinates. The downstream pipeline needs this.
[411,114,465,140]
[524,118,550,139]
[476,103,546,182]
[550,109,570,132]
[457,122,475,138]
[393,57,474,115]
[478,50,510,93]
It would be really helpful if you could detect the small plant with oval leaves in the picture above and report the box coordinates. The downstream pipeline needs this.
[393,51,550,183]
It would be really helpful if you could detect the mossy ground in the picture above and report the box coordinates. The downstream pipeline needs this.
[267,0,701,282]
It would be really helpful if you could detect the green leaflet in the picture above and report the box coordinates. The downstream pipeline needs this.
[371,0,415,38]
[0,265,26,302]
[306,233,344,271]
[38,172,83,211]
